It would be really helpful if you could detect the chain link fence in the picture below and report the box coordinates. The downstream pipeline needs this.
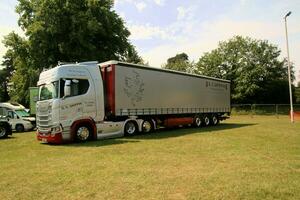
[231,104,300,116]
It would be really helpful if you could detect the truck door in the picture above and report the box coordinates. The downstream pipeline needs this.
[59,79,96,125]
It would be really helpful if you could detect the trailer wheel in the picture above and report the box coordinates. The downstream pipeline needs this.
[0,126,8,139]
[193,115,202,127]
[203,116,210,126]
[124,121,138,136]
[16,124,24,132]
[75,125,91,142]
[142,120,153,133]
[211,115,219,126]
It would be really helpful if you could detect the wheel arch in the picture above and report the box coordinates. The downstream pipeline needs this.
[70,118,97,141]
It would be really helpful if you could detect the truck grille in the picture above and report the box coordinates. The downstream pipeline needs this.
[36,101,52,132]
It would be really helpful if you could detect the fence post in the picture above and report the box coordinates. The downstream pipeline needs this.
[276,104,279,118]
[251,104,255,118]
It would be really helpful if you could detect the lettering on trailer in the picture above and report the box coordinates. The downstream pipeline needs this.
[206,81,228,91]
[123,70,145,107]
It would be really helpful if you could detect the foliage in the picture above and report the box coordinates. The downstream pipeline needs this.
[295,87,300,104]
[2,0,142,105]
[196,36,294,104]
[1,32,30,104]
[163,53,193,72]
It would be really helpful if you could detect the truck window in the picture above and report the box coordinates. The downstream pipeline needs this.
[60,79,89,97]
[39,81,59,100]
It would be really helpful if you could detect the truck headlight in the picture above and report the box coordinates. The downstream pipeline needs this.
[51,126,61,134]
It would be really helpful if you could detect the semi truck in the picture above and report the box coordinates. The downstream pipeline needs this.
[36,61,230,144]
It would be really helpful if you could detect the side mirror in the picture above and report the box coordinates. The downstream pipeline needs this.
[64,80,71,98]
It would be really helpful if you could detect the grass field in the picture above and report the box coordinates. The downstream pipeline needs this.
[0,116,299,200]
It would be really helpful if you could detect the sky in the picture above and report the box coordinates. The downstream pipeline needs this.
[1,0,300,82]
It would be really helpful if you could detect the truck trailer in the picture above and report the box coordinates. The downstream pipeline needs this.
[36,61,230,144]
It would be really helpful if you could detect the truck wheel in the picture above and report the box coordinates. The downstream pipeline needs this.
[16,124,24,132]
[194,115,202,127]
[203,116,210,126]
[142,120,153,133]
[75,125,91,142]
[0,126,8,139]
[211,115,219,126]
[124,121,138,136]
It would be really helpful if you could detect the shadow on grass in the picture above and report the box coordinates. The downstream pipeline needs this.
[132,123,256,140]
[0,136,16,140]
[56,123,255,147]
[43,139,140,147]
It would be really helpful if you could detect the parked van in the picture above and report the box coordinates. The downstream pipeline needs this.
[0,102,36,132]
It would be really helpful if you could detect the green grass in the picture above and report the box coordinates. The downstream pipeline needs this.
[0,116,299,200]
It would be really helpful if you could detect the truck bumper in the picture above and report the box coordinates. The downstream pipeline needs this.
[37,131,63,144]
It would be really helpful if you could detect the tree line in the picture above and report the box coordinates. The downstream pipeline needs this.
[163,36,299,104]
[0,0,299,106]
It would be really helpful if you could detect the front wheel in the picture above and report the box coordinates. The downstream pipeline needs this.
[0,126,8,139]
[16,124,24,132]
[124,121,138,136]
[75,126,91,142]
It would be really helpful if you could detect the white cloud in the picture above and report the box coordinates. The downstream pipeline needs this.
[153,0,165,6]
[128,23,171,40]
[139,17,300,82]
[135,2,147,12]
[176,5,196,21]
[177,6,186,20]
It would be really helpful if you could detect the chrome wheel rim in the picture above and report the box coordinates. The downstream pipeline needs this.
[0,127,6,137]
[77,127,90,141]
[213,116,218,125]
[142,121,152,133]
[195,117,201,127]
[126,122,136,135]
[204,117,210,126]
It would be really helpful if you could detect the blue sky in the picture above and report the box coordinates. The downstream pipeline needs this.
[1,0,300,82]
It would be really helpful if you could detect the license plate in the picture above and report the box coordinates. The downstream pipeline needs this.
[42,138,48,142]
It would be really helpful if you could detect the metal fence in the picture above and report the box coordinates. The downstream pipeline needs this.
[231,104,300,116]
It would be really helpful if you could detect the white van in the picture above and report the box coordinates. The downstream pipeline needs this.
[0,102,36,132]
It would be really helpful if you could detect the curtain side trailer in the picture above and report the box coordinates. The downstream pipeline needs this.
[36,61,230,144]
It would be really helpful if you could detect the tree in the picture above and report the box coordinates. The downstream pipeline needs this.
[196,36,294,103]
[2,0,142,105]
[163,53,193,72]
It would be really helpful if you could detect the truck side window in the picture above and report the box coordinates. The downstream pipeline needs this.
[60,79,89,97]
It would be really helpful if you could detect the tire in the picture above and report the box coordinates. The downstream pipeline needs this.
[193,115,202,127]
[203,115,210,126]
[16,124,24,132]
[75,125,91,142]
[124,121,138,136]
[142,119,153,133]
[0,126,8,139]
[211,115,219,126]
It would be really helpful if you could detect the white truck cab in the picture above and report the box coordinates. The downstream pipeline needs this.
[36,61,115,143]
[0,102,36,132]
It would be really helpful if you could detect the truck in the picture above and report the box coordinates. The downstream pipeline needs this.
[0,102,36,132]
[36,61,230,144]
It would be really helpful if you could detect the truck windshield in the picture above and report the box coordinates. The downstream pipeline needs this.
[39,81,59,100]
[15,109,30,117]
